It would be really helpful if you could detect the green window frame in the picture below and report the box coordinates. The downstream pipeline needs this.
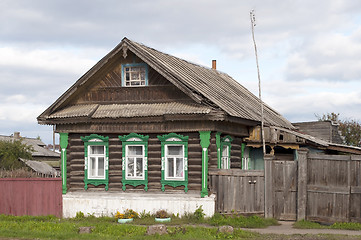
[119,133,149,191]
[220,135,233,169]
[157,133,188,192]
[81,134,109,190]
[121,63,148,87]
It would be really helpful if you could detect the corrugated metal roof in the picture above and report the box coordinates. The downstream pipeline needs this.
[48,104,98,119]
[19,158,59,177]
[48,102,212,119]
[126,39,294,129]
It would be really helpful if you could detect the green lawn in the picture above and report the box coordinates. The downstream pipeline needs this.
[1,213,360,240]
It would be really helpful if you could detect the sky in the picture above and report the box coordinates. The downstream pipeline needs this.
[1,0,361,144]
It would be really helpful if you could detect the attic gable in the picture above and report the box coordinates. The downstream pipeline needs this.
[65,51,191,107]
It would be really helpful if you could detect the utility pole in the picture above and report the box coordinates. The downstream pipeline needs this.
[250,9,266,155]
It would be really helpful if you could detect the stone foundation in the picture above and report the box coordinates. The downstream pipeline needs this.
[63,191,215,218]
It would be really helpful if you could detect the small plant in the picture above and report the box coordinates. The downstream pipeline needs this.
[115,209,139,219]
[194,206,205,221]
[139,210,152,219]
[155,209,170,219]
[74,211,85,220]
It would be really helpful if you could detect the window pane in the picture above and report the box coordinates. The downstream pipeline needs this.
[176,158,183,177]
[136,158,143,177]
[167,145,182,156]
[90,157,96,177]
[131,72,139,80]
[128,146,143,156]
[167,158,174,177]
[90,145,104,155]
[222,157,228,169]
[222,146,228,157]
[127,157,134,177]
[98,157,104,177]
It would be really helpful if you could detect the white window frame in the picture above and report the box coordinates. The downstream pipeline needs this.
[122,63,148,87]
[87,145,106,179]
[164,144,185,181]
[125,144,145,180]
[221,145,230,169]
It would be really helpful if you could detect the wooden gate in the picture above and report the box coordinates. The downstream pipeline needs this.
[272,160,298,220]
[306,154,361,223]
[209,169,264,215]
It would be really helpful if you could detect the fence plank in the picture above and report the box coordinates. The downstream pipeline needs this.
[0,178,62,217]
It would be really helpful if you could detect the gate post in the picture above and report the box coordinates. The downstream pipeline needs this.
[264,154,274,218]
[297,148,308,220]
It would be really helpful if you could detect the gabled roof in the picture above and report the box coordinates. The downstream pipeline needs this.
[38,37,294,129]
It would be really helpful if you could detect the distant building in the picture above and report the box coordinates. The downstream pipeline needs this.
[0,132,60,170]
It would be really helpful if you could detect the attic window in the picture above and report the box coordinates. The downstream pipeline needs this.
[122,63,148,87]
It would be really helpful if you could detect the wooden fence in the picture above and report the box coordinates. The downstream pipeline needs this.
[209,152,361,223]
[209,169,264,215]
[306,154,361,223]
[0,178,62,218]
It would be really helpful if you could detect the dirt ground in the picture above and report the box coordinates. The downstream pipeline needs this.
[244,221,361,239]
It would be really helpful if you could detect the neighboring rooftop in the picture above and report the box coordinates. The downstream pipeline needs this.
[19,158,59,178]
[0,132,60,158]
[293,120,344,144]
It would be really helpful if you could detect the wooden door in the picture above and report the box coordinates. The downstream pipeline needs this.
[272,160,298,220]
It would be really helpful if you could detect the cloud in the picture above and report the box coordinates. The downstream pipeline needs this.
[286,29,361,81]
[0,0,361,144]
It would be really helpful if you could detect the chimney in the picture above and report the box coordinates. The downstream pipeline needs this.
[14,131,20,139]
[212,60,216,70]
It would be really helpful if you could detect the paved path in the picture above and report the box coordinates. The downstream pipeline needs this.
[243,221,361,236]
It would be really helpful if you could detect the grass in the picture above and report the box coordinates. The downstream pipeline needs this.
[294,219,361,231]
[0,214,261,240]
[1,214,360,240]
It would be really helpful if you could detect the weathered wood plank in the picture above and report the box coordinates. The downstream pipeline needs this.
[208,169,264,177]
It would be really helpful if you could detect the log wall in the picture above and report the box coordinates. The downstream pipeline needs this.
[66,131,243,193]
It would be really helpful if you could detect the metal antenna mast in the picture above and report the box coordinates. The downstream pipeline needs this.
[250,9,266,155]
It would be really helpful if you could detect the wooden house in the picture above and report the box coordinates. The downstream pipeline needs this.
[38,37,295,217]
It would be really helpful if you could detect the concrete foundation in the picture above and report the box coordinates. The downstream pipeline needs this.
[63,191,216,218]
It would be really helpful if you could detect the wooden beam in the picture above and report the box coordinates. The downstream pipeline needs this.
[264,154,274,218]
[297,148,308,221]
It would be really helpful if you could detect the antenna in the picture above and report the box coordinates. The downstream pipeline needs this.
[250,9,266,156]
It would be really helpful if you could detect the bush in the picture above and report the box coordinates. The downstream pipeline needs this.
[0,168,38,178]
[0,140,33,170]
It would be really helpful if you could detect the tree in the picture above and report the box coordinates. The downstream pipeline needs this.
[0,140,34,170]
[316,112,361,147]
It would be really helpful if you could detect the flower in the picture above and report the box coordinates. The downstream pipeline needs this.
[155,209,170,219]
[115,209,139,219]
